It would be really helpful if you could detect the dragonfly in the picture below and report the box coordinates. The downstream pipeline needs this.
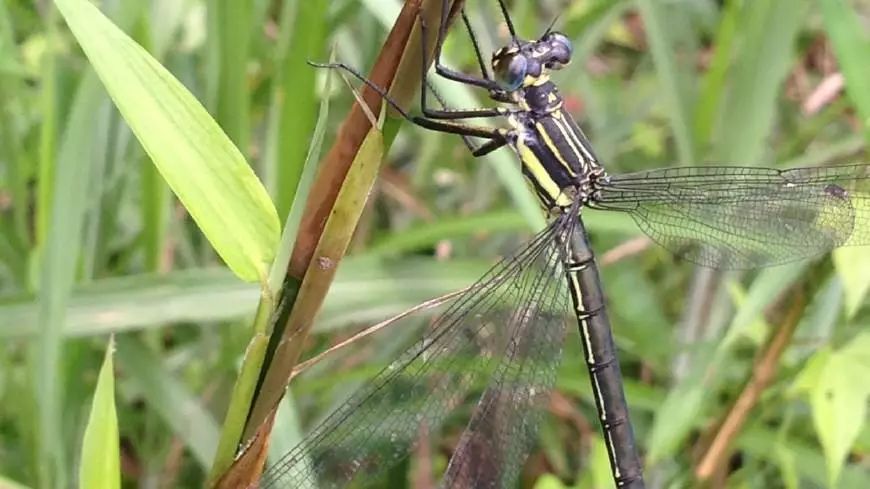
[255,1,870,487]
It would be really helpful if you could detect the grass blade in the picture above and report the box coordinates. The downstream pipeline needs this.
[78,337,120,489]
[32,72,107,489]
[272,0,329,220]
[210,0,252,152]
[635,0,697,165]
[713,0,811,163]
[819,0,870,141]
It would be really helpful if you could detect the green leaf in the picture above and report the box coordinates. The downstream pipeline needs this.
[78,337,120,489]
[54,0,280,283]
[722,262,808,349]
[694,0,742,146]
[33,66,107,489]
[532,474,569,489]
[272,0,329,220]
[588,435,615,488]
[646,383,705,463]
[714,0,810,163]
[211,0,252,153]
[0,475,31,489]
[833,246,870,318]
[808,334,870,486]
[635,0,696,164]
[790,347,831,397]
[775,442,800,489]
[819,0,870,140]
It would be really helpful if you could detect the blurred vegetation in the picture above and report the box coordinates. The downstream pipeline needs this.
[1,0,869,488]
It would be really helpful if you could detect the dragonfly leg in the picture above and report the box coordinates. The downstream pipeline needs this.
[431,0,499,91]
[307,60,505,141]
[418,8,507,120]
[471,137,508,156]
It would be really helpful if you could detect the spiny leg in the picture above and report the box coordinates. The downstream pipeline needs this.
[461,9,491,81]
[424,78,510,155]
[418,11,506,120]
[308,61,504,141]
[429,0,500,91]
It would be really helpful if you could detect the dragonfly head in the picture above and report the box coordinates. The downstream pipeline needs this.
[491,32,573,91]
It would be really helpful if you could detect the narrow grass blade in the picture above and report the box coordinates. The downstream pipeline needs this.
[32,72,107,489]
[713,0,810,163]
[78,337,120,489]
[211,0,252,152]
[693,0,742,148]
[272,0,329,220]
[35,8,58,249]
[635,0,696,165]
[54,0,280,283]
[819,0,870,141]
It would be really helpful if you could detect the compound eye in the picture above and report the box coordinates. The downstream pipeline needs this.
[545,32,573,66]
[495,54,528,90]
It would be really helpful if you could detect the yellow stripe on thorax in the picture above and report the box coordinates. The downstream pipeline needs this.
[550,111,592,172]
[535,120,578,177]
[516,136,573,207]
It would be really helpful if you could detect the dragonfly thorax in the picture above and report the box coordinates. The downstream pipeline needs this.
[507,108,602,212]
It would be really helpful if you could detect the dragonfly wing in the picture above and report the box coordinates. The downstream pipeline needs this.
[439,220,571,489]
[592,164,870,269]
[257,216,573,489]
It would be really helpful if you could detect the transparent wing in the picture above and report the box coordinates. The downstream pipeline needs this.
[440,219,571,489]
[256,216,573,489]
[592,164,870,269]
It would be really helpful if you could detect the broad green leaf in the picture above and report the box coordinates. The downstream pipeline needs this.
[790,348,831,397]
[54,0,280,283]
[808,334,870,486]
[78,337,120,489]
[833,246,870,318]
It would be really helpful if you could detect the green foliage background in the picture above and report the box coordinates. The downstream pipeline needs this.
[0,0,868,488]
